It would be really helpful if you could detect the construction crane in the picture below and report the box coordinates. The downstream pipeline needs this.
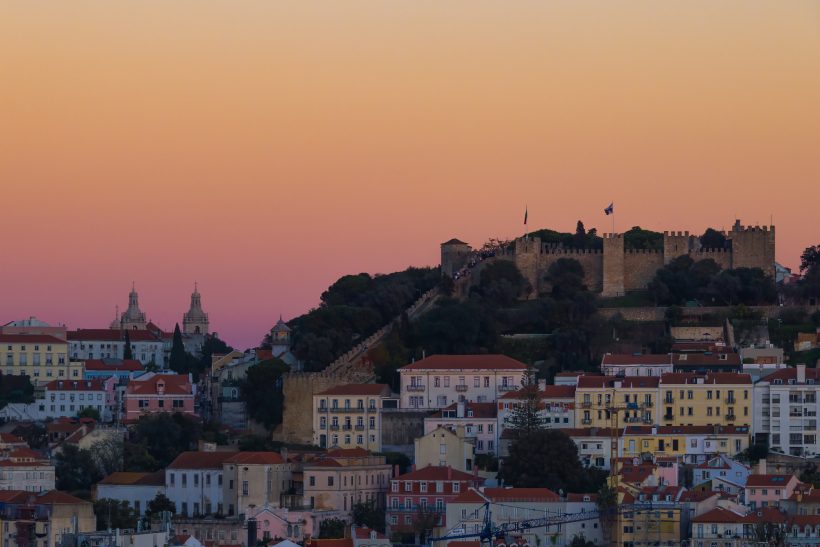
[604,400,642,485]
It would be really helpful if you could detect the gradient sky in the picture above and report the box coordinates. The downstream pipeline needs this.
[1,1,818,349]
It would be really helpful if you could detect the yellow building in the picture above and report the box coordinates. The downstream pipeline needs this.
[414,425,475,473]
[575,376,659,428]
[616,485,684,547]
[1,334,84,385]
[658,373,752,427]
[621,424,751,463]
[313,384,392,451]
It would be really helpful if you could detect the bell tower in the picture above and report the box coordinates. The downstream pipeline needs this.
[120,283,147,330]
[183,282,209,335]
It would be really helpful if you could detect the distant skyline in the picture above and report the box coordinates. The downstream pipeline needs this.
[1,1,818,349]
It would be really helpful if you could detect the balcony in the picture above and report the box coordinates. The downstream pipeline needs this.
[355,425,365,431]
[499,384,518,391]
[582,418,592,425]
[407,385,425,392]
[641,401,653,408]
[663,414,674,421]
[581,401,592,408]
[725,414,736,421]
[342,425,352,431]
[726,398,736,405]
[317,406,328,412]
[329,424,339,430]
[455,385,468,392]
[664,398,674,405]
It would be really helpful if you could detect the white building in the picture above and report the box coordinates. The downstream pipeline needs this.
[0,448,55,492]
[753,364,820,457]
[96,471,166,515]
[165,451,235,517]
[600,353,673,377]
[399,355,527,410]
[40,377,116,422]
[68,329,165,366]
[497,384,575,435]
[424,402,498,455]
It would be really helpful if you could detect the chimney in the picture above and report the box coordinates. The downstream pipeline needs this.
[797,364,806,384]
[457,401,465,418]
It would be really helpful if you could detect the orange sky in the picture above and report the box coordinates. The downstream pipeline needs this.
[1,1,818,348]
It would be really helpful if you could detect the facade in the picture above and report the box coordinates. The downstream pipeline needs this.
[753,365,820,457]
[0,448,55,492]
[497,220,775,297]
[69,329,164,366]
[182,285,209,335]
[575,376,659,428]
[414,426,475,473]
[96,471,166,515]
[0,334,82,383]
[313,384,392,451]
[222,452,295,516]
[399,355,527,410]
[616,485,686,547]
[41,378,116,422]
[424,402,498,455]
[672,352,742,373]
[165,451,236,517]
[83,358,144,381]
[1,317,67,339]
[0,490,96,547]
[386,465,482,537]
[658,373,752,427]
[302,449,392,515]
[123,373,195,422]
[693,454,751,490]
[246,504,343,543]
[745,474,802,509]
[620,425,751,464]
[601,354,673,377]
[497,385,575,433]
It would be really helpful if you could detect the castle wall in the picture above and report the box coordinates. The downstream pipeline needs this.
[689,249,732,271]
[602,234,625,297]
[513,238,542,296]
[277,372,350,445]
[623,250,664,291]
[663,231,696,264]
[730,225,776,279]
[540,249,604,293]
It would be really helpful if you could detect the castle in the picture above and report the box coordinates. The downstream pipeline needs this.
[442,220,775,297]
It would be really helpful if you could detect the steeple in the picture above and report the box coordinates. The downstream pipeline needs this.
[183,282,209,335]
[120,284,147,330]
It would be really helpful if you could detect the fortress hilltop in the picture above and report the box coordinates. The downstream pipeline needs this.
[442,219,775,297]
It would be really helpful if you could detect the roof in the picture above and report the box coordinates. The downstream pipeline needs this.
[432,402,497,419]
[746,474,798,487]
[401,354,527,371]
[225,452,285,465]
[271,318,292,333]
[0,334,66,344]
[126,374,192,396]
[441,238,469,246]
[621,424,750,436]
[601,354,671,366]
[760,367,820,384]
[500,385,575,399]
[325,447,371,458]
[566,493,598,502]
[352,526,387,540]
[84,359,144,372]
[316,384,390,396]
[68,329,160,342]
[37,490,89,505]
[305,539,353,547]
[692,506,748,524]
[672,353,742,366]
[577,376,660,389]
[0,433,26,444]
[483,487,559,502]
[167,451,237,470]
[45,379,108,391]
[99,471,165,486]
[659,372,751,385]
[396,465,475,482]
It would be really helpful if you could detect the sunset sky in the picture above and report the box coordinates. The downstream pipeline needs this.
[1,1,818,349]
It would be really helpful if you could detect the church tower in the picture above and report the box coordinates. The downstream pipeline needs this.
[119,283,147,330]
[183,283,209,335]
[270,316,292,354]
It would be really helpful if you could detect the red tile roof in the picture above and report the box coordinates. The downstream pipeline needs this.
[601,354,672,365]
[692,506,748,524]
[659,372,751,385]
[167,451,236,470]
[45,379,108,391]
[762,367,820,383]
[352,526,387,540]
[746,474,799,487]
[306,539,353,547]
[396,465,475,482]
[84,359,144,372]
[673,353,741,366]
[401,354,527,371]
[483,487,559,502]
[325,447,371,458]
[577,376,660,389]
[451,489,488,503]
[316,384,391,396]
[99,471,165,486]
[68,329,160,342]
[37,490,89,504]
[432,402,497,419]
[500,386,575,399]
[225,452,285,465]
[126,374,192,396]
[0,433,26,444]
[0,334,66,344]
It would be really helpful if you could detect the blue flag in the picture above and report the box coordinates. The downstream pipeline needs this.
[604,203,614,215]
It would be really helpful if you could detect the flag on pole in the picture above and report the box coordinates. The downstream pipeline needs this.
[524,206,528,225]
[604,203,614,215]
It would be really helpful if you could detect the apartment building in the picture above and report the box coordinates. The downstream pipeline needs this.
[68,328,164,366]
[0,334,82,383]
[745,474,803,510]
[166,451,236,517]
[302,448,392,515]
[575,376,659,428]
[222,451,295,516]
[313,384,392,451]
[601,353,673,377]
[41,378,117,421]
[658,373,752,427]
[97,471,166,515]
[0,491,95,547]
[753,365,820,457]
[414,426,475,473]
[424,402,498,454]
[123,373,195,422]
[0,448,55,492]
[620,425,751,464]
[616,485,686,547]
[399,355,527,410]
[497,385,575,434]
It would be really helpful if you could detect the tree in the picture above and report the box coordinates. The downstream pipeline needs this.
[569,534,596,547]
[597,484,618,546]
[89,437,124,477]
[146,492,176,516]
[700,228,728,249]
[318,517,347,539]
[544,259,586,300]
[54,444,102,493]
[573,221,587,249]
[754,521,786,547]
[501,429,586,492]
[478,261,528,306]
[505,369,543,438]
[624,226,663,250]
[169,323,188,374]
[77,407,101,421]
[241,358,290,429]
[664,305,683,326]
[125,413,202,471]
[799,244,820,301]
[407,507,440,545]
[800,245,820,273]
[123,330,133,360]
[11,423,47,449]
[352,501,385,533]
[94,498,138,530]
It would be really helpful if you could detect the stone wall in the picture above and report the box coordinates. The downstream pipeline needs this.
[541,248,604,293]
[624,250,664,291]
[275,372,358,445]
[598,304,820,323]
[380,409,429,458]
[602,234,625,297]
[670,325,725,341]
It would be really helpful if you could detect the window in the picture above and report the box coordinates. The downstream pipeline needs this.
[242,481,249,495]
[328,476,334,487]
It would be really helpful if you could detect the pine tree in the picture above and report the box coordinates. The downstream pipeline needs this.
[123,330,133,360]
[506,369,544,439]
[169,324,187,373]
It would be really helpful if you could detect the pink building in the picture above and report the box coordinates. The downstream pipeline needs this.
[124,373,195,422]
[302,448,393,515]
[248,504,343,543]
[745,474,802,509]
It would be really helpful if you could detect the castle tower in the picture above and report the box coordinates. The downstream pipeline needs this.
[729,220,776,279]
[513,236,541,296]
[183,283,209,335]
[119,283,147,330]
[440,239,472,278]
[602,233,625,297]
[270,316,292,354]
[663,231,695,264]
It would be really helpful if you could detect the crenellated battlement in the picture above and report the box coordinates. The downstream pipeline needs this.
[692,248,731,254]
[663,231,693,237]
[603,233,624,239]
[625,248,662,255]
[541,245,602,256]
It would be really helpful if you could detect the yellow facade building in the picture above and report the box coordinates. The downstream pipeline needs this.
[575,376,660,428]
[313,384,392,451]
[620,425,751,463]
[616,486,684,547]
[658,373,752,427]
[1,334,84,385]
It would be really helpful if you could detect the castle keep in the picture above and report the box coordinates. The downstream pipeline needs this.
[442,220,775,297]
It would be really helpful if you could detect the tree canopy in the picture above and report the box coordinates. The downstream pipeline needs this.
[241,357,290,428]
[624,226,663,250]
[125,413,202,471]
[700,228,729,249]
